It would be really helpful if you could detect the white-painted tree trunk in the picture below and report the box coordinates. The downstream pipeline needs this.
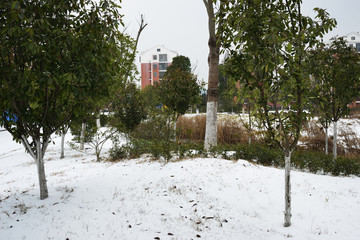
[204,101,217,150]
[333,121,337,159]
[284,151,292,227]
[80,122,86,150]
[248,105,251,146]
[60,130,66,159]
[325,127,328,155]
[173,118,177,142]
[96,117,101,128]
[21,136,49,200]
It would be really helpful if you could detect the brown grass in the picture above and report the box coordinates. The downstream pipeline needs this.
[300,121,333,152]
[177,115,206,142]
[178,114,360,158]
[300,120,360,157]
[177,114,251,145]
[339,128,360,157]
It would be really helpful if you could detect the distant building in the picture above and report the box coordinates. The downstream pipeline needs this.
[343,32,360,52]
[327,32,360,52]
[140,45,178,89]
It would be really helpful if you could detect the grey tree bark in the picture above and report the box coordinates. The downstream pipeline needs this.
[284,151,292,227]
[333,121,337,159]
[203,0,220,151]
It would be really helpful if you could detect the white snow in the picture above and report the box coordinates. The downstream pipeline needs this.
[1,129,360,240]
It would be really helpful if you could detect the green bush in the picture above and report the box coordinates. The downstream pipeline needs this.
[234,144,256,161]
[292,151,334,174]
[131,115,174,142]
[109,138,150,161]
[254,144,283,166]
[233,144,283,166]
[109,138,205,162]
[109,129,360,177]
[333,157,360,176]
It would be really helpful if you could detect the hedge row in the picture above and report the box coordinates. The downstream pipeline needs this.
[109,140,360,177]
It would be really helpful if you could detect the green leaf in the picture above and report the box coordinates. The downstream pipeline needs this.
[12,1,20,10]
[30,102,39,109]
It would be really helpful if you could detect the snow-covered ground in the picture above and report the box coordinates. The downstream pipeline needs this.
[1,129,360,240]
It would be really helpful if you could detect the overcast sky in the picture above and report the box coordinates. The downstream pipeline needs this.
[121,0,360,85]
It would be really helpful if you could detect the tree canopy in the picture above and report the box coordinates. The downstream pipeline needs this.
[219,0,336,227]
[0,0,134,199]
[159,56,201,118]
[308,38,360,158]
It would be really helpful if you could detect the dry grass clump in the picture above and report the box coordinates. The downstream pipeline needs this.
[339,128,360,157]
[177,114,206,142]
[217,117,249,144]
[300,121,332,152]
[300,120,360,157]
[177,114,250,145]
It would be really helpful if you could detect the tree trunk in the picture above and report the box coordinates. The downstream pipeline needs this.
[80,122,86,150]
[333,121,337,159]
[36,139,49,200]
[174,116,178,142]
[60,130,66,159]
[96,117,101,128]
[21,136,49,200]
[205,101,218,150]
[284,151,292,227]
[325,127,328,155]
[203,0,220,151]
[248,101,251,146]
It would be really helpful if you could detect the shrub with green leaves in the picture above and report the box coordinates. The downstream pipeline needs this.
[333,157,360,176]
[70,117,97,143]
[292,151,334,174]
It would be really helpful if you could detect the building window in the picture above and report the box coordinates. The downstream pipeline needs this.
[154,72,158,77]
[159,72,166,79]
[159,54,167,62]
[351,36,356,40]
[153,63,158,69]
[350,43,354,47]
[357,43,360,52]
[159,63,167,71]
[153,55,157,60]
[157,48,161,52]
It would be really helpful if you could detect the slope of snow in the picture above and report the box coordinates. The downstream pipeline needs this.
[0,130,360,240]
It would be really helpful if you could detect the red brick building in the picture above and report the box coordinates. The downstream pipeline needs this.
[140,45,178,89]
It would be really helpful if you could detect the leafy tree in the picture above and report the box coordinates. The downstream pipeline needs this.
[159,69,201,119]
[142,84,162,114]
[219,0,336,227]
[159,56,202,119]
[308,38,360,159]
[111,83,146,132]
[218,66,241,113]
[0,0,133,199]
[166,55,191,74]
[158,56,202,142]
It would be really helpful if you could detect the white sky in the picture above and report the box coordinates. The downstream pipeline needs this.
[121,0,360,85]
